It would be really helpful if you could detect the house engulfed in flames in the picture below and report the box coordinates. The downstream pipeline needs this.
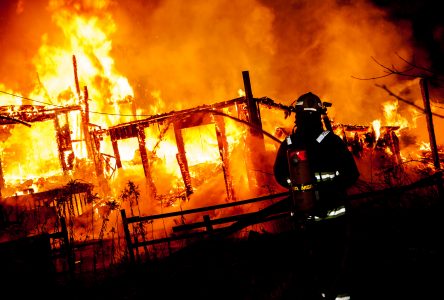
[0,69,414,275]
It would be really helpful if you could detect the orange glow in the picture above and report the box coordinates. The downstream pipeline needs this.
[0,0,442,263]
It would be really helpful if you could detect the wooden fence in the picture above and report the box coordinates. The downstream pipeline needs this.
[120,171,442,264]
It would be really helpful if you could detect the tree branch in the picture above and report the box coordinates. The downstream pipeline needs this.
[375,84,444,119]
[352,55,444,82]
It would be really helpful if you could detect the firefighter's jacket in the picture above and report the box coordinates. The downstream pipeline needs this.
[273,129,360,216]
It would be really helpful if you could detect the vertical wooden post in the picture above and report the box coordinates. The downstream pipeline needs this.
[73,55,93,160]
[243,71,262,131]
[120,209,135,264]
[137,125,157,199]
[420,78,440,170]
[110,130,123,168]
[242,71,268,194]
[73,55,81,99]
[214,112,236,202]
[203,215,213,232]
[390,131,402,165]
[420,78,443,202]
[174,124,193,197]
[54,114,66,172]
[60,217,75,275]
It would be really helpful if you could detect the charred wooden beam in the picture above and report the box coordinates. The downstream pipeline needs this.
[110,134,122,169]
[174,124,193,197]
[214,111,236,202]
[243,71,262,131]
[390,131,402,165]
[256,96,295,113]
[108,124,139,140]
[2,182,93,205]
[73,55,81,99]
[137,125,157,199]
[81,86,94,161]
[172,111,214,129]
[0,105,81,125]
[54,112,74,173]
[0,115,31,127]
[420,78,440,170]
[54,114,67,172]
[242,71,268,194]
[106,98,245,138]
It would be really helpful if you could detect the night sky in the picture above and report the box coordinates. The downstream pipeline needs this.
[371,0,444,76]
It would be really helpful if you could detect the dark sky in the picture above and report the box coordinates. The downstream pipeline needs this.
[371,0,444,75]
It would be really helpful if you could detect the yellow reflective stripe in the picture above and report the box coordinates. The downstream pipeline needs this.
[292,183,314,191]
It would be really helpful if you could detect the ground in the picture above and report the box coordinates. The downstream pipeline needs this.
[5,201,440,300]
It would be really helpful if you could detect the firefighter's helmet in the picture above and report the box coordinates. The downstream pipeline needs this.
[294,92,323,114]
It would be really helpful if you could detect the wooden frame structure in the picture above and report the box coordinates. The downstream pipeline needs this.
[103,71,272,203]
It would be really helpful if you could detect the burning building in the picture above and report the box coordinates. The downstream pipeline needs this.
[0,0,442,277]
[0,68,437,273]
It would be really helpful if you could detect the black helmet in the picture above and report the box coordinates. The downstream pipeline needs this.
[294,92,323,114]
[292,92,326,132]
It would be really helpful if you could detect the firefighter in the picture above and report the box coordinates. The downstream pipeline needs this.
[273,92,360,300]
[273,91,359,218]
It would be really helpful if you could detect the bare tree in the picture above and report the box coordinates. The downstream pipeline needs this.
[352,54,444,118]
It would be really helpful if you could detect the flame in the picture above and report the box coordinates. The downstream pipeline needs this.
[372,119,381,142]
[419,142,431,152]
[182,125,220,166]
[382,99,410,130]
[2,122,62,185]
[0,1,138,189]
[33,5,134,126]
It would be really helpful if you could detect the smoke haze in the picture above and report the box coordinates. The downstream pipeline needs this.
[0,0,442,142]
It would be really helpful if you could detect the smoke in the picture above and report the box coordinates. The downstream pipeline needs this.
[0,0,441,139]
[108,0,422,123]
[109,0,276,108]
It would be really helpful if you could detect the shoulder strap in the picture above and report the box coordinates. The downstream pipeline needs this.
[316,130,330,143]
[286,136,293,145]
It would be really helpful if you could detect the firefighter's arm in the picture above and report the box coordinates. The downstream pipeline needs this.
[336,140,360,187]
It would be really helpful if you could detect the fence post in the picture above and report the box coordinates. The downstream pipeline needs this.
[59,216,75,276]
[120,209,135,264]
[419,78,440,170]
[203,215,213,232]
